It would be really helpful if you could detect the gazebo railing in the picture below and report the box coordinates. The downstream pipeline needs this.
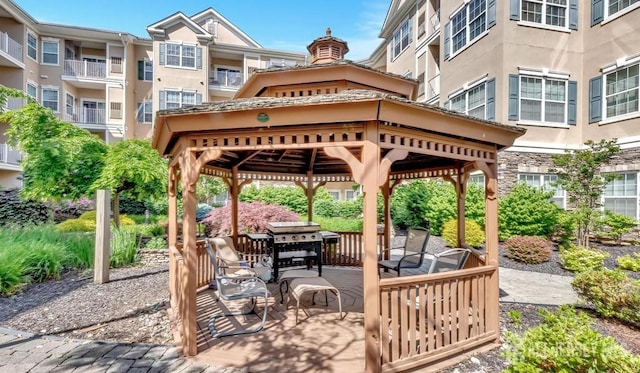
[379,265,498,372]
[169,245,185,323]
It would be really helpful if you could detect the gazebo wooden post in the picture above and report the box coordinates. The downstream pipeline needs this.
[168,165,178,309]
[178,149,198,356]
[230,166,240,245]
[306,171,314,221]
[444,171,469,247]
[361,123,382,373]
[476,160,500,339]
[381,179,400,259]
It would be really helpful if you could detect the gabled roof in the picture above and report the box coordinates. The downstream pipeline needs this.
[146,11,212,43]
[234,60,418,100]
[379,0,416,38]
[191,7,262,48]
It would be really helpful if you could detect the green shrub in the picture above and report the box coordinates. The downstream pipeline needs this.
[118,196,147,215]
[499,183,561,240]
[596,210,637,245]
[334,199,362,219]
[63,233,94,269]
[0,189,51,227]
[313,199,335,218]
[240,184,309,213]
[617,252,640,272]
[144,236,167,250]
[572,269,640,328]
[312,216,362,232]
[110,229,139,267]
[57,210,135,232]
[391,180,484,235]
[442,219,485,248]
[196,203,213,222]
[553,210,576,249]
[0,250,28,296]
[502,305,640,372]
[560,245,609,272]
[504,236,553,264]
[56,218,95,232]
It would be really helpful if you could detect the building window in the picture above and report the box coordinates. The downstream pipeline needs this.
[451,84,486,119]
[345,189,360,201]
[391,17,412,60]
[27,32,37,61]
[468,174,485,187]
[213,66,243,87]
[519,173,566,208]
[605,63,639,119]
[165,43,195,68]
[26,82,37,99]
[607,0,640,17]
[521,0,568,27]
[160,90,199,110]
[65,93,74,116]
[137,101,152,123]
[42,88,59,112]
[520,76,567,123]
[604,172,638,219]
[41,40,59,65]
[328,190,341,201]
[451,0,487,54]
[110,102,122,119]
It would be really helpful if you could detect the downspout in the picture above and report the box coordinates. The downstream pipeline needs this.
[119,33,128,140]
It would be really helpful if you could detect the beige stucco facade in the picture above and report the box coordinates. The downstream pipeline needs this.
[377,0,640,220]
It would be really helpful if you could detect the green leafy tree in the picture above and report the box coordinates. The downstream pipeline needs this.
[0,85,31,111]
[498,182,561,240]
[91,139,167,227]
[1,101,107,201]
[551,139,620,247]
[196,175,226,204]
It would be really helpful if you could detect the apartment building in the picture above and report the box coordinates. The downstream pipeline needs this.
[376,0,640,220]
[0,1,307,189]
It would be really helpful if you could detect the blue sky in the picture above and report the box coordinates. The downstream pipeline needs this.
[13,0,390,60]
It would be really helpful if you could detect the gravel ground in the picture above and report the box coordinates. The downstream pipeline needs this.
[0,265,173,344]
[0,237,638,372]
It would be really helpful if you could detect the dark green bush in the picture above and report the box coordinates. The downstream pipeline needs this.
[118,196,147,215]
[313,199,335,218]
[560,245,609,272]
[391,180,484,235]
[504,235,553,264]
[553,210,576,249]
[334,199,362,219]
[499,183,561,240]
[442,219,485,248]
[0,189,51,227]
[596,210,637,245]
[502,305,640,372]
[572,269,640,328]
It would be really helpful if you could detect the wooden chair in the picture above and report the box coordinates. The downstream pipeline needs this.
[205,238,270,338]
[378,226,431,276]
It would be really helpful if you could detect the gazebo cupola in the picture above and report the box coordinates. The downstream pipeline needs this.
[307,27,349,64]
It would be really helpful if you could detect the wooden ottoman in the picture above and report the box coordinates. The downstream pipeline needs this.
[288,277,343,324]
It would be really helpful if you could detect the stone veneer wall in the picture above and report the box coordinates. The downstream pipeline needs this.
[497,146,640,197]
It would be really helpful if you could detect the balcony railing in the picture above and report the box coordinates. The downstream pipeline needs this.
[429,9,441,37]
[427,74,440,100]
[0,143,21,165]
[64,60,106,79]
[59,106,107,124]
[0,31,23,63]
[209,70,243,88]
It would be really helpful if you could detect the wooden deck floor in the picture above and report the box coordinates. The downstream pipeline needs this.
[189,267,404,372]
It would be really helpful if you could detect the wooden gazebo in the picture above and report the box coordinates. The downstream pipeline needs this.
[152,32,525,372]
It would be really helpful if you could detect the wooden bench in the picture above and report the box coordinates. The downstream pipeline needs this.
[288,277,343,324]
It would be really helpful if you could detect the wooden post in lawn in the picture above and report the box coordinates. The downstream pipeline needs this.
[94,189,110,284]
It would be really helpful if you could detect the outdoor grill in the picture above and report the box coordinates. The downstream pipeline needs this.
[266,221,323,280]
